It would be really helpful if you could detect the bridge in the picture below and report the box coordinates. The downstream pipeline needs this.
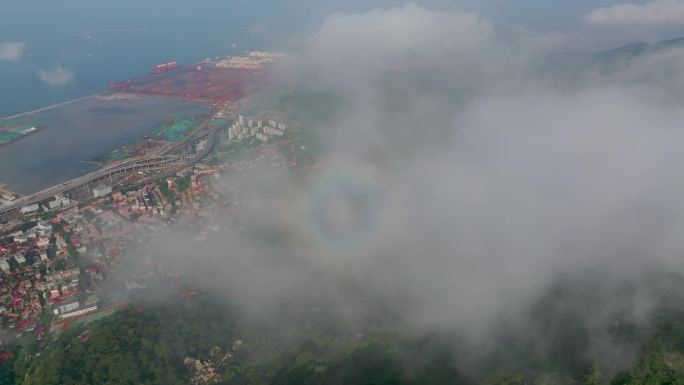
[0,107,222,218]
[0,154,192,216]
[134,129,217,187]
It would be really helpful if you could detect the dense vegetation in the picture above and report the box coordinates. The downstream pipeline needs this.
[10,297,238,385]
[3,276,684,385]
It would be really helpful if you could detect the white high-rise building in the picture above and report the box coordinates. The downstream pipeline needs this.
[0,259,10,273]
[264,127,284,137]
[20,204,39,214]
[93,185,113,198]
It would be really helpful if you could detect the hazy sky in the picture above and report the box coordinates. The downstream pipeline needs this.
[117,2,684,373]
[3,0,684,42]
[4,0,684,375]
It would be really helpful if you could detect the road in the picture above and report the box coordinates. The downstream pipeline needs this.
[0,156,189,216]
[0,109,222,217]
[128,129,217,188]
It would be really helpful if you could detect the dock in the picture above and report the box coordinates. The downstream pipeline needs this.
[0,183,21,200]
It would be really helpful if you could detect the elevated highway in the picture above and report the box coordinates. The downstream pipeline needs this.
[0,109,222,218]
[0,155,191,216]
[140,129,216,185]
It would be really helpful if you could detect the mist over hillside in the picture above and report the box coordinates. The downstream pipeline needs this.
[111,3,684,381]
[8,2,684,385]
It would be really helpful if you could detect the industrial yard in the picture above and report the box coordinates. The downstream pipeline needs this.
[110,52,283,104]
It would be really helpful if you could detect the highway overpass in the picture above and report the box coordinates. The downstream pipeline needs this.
[0,155,191,216]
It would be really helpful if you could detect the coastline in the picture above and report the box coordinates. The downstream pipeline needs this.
[0,94,212,197]
[0,183,21,199]
[94,93,142,101]
[0,94,136,149]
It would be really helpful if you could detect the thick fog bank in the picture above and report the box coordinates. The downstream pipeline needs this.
[133,2,684,373]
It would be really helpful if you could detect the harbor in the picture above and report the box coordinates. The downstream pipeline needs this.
[0,95,211,195]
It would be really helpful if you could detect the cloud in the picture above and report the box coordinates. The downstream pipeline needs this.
[307,2,494,85]
[121,2,684,376]
[37,64,75,86]
[585,0,684,27]
[0,42,26,61]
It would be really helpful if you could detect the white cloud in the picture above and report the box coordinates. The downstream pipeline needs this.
[308,2,493,81]
[104,2,684,370]
[141,5,684,348]
[0,42,26,61]
[586,0,684,27]
[37,64,75,87]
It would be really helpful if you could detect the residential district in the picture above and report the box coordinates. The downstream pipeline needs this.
[0,111,306,359]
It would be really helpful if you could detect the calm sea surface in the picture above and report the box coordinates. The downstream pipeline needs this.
[0,96,209,194]
[0,1,285,195]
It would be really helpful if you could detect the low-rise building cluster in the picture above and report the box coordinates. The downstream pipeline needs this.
[0,159,226,344]
[0,107,304,353]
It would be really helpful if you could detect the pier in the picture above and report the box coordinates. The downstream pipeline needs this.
[1,95,94,121]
